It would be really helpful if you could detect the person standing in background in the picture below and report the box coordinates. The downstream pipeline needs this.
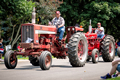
[0,38,4,62]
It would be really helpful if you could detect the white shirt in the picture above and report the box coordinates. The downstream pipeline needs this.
[52,17,65,26]
[95,27,104,35]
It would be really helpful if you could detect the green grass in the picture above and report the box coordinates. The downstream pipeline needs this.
[2,56,28,60]
[17,55,28,60]
[2,56,4,59]
[107,77,120,80]
[2,55,55,60]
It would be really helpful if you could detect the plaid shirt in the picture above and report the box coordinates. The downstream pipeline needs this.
[52,17,65,27]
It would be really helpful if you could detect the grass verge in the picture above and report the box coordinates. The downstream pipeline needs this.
[2,55,55,60]
[107,77,120,80]
[2,56,28,60]
[17,55,28,60]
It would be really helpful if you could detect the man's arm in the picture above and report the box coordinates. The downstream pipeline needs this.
[112,58,120,66]
[97,27,104,31]
[51,17,55,25]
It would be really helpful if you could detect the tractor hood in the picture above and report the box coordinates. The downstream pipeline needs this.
[21,23,57,34]
[21,23,57,43]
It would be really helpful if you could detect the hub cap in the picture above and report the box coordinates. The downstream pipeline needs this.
[109,41,114,57]
[45,55,51,67]
[78,39,86,62]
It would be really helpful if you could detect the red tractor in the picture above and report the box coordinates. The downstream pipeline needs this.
[4,23,115,70]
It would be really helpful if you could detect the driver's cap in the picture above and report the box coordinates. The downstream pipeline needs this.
[56,11,60,14]
[97,22,101,26]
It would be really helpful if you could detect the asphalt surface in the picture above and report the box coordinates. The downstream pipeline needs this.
[0,56,120,80]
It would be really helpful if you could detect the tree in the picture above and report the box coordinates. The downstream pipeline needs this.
[58,0,120,39]
[0,0,35,49]
[35,0,62,24]
[58,0,92,26]
[79,1,120,34]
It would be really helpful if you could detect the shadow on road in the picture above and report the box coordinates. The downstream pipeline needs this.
[51,65,72,68]
[86,60,111,64]
[14,65,41,70]
[0,62,4,64]
[2,65,73,71]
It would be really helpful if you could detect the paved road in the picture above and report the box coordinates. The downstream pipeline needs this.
[0,57,119,80]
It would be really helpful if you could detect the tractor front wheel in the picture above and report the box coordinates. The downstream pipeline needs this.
[4,50,17,69]
[39,51,52,70]
[68,32,88,67]
[92,49,99,63]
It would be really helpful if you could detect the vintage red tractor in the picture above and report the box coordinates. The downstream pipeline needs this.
[4,23,115,70]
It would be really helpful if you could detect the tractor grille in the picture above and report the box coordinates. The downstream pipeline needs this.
[21,25,34,42]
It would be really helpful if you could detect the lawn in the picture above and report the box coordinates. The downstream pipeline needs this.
[2,56,28,60]
[107,77,120,80]
[2,55,55,60]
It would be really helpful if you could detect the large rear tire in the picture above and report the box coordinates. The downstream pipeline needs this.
[68,32,88,67]
[101,35,115,62]
[4,50,17,69]
[29,55,39,66]
[117,47,120,57]
[39,51,52,70]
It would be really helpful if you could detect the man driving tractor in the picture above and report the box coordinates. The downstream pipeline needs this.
[95,22,105,38]
[49,11,65,43]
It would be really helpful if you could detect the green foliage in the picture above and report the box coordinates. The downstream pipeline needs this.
[59,0,120,38]
[0,0,35,48]
[35,0,60,24]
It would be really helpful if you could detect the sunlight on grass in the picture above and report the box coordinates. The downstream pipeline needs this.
[2,55,55,60]
[17,55,28,60]
[107,77,120,80]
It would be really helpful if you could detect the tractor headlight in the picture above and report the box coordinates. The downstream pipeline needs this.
[72,28,75,31]
[68,28,70,31]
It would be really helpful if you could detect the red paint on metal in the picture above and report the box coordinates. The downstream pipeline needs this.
[19,23,106,61]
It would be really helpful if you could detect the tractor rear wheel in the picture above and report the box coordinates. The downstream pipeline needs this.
[68,32,88,67]
[39,51,52,70]
[117,47,120,57]
[101,35,115,62]
[92,49,99,63]
[29,55,39,66]
[4,50,17,69]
